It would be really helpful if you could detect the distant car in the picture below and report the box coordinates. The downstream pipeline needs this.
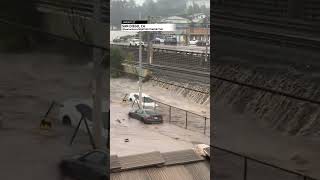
[153,37,164,44]
[164,37,177,45]
[127,93,158,108]
[112,38,121,43]
[128,109,163,124]
[189,39,198,45]
[59,150,108,180]
[152,38,161,44]
[59,98,109,137]
[196,40,207,46]
[129,39,144,47]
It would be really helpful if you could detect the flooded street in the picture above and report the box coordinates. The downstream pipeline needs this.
[110,77,210,156]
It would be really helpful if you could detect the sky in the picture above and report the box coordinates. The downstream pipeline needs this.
[135,0,145,6]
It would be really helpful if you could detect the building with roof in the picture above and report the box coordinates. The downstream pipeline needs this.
[158,16,190,44]
[186,27,210,41]
[110,149,210,180]
[189,13,208,23]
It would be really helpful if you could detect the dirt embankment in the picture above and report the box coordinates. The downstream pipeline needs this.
[211,62,320,137]
[150,74,210,106]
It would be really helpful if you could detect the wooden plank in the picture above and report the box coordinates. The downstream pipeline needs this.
[119,151,165,171]
[162,149,204,166]
[110,155,122,172]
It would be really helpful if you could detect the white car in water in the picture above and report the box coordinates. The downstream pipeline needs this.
[59,98,109,138]
[127,93,158,109]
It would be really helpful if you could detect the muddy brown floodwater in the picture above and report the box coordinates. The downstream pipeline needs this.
[0,51,103,180]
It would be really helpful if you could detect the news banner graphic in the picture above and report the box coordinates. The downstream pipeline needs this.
[121,20,176,32]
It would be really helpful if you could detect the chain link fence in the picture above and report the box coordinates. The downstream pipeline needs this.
[150,100,210,136]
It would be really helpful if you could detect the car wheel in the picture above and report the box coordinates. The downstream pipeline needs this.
[140,117,145,122]
[62,116,71,126]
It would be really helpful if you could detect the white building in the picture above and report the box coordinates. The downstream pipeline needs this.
[189,13,207,23]
[160,16,191,44]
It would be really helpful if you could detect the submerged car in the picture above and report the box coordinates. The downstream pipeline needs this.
[59,150,108,180]
[127,93,158,108]
[128,109,163,124]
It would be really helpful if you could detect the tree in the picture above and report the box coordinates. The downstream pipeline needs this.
[110,47,124,78]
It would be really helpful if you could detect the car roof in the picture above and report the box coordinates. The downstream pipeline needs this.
[130,93,150,97]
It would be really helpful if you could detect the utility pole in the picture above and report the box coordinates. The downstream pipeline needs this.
[138,12,143,109]
[92,0,103,149]
[147,16,153,64]
[205,18,209,62]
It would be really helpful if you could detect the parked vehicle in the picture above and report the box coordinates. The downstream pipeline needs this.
[112,38,121,43]
[152,38,161,44]
[128,108,163,124]
[196,40,207,46]
[59,150,108,180]
[164,37,177,45]
[59,98,109,137]
[129,39,144,47]
[127,93,158,108]
[155,37,164,43]
[189,39,198,45]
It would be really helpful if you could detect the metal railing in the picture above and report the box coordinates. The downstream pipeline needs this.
[150,99,210,136]
[213,145,319,180]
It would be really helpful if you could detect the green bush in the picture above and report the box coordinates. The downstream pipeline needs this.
[110,47,124,78]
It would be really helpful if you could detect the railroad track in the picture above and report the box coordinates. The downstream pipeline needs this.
[112,45,210,73]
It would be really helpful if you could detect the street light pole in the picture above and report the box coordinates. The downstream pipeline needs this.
[138,13,143,109]
[147,16,153,64]
[205,18,209,62]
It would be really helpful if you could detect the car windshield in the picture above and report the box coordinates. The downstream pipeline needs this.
[143,97,154,103]
[144,110,157,115]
